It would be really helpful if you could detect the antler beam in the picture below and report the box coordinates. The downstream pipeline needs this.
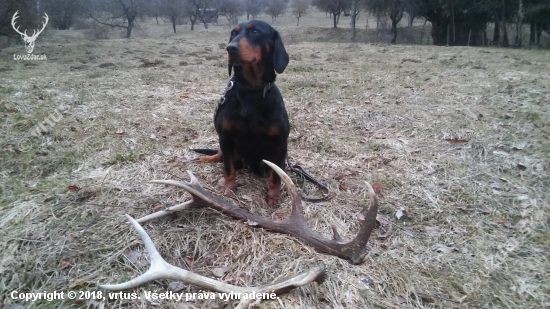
[141,160,378,264]
[101,215,326,308]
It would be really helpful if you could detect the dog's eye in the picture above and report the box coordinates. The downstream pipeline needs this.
[250,29,259,35]
[230,31,237,36]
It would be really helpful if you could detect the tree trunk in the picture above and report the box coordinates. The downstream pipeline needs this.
[535,21,541,46]
[350,0,357,41]
[500,0,509,46]
[190,16,196,30]
[430,18,449,46]
[297,16,300,26]
[247,13,250,20]
[529,20,535,47]
[493,16,500,44]
[389,10,403,44]
[172,16,176,33]
[333,12,338,28]
[408,14,414,27]
[515,0,523,46]
[126,15,135,38]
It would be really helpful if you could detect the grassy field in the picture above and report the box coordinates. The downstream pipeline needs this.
[1,11,549,309]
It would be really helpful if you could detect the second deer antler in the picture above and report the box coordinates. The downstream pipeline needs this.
[140,160,378,264]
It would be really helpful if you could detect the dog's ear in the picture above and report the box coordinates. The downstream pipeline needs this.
[272,30,289,74]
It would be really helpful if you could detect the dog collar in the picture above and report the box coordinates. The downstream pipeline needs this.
[231,77,273,98]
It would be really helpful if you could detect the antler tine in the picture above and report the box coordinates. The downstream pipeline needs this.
[265,159,379,264]
[11,11,25,37]
[32,13,49,38]
[100,215,326,306]
[262,160,304,217]
[135,171,206,224]
[135,200,197,224]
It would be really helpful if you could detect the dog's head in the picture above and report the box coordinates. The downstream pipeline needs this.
[226,20,289,84]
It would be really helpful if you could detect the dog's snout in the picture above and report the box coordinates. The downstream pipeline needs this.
[226,43,238,53]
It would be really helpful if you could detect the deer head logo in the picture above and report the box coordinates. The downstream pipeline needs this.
[11,11,49,54]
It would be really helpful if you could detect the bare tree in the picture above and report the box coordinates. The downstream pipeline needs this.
[311,0,349,28]
[184,0,217,30]
[160,0,186,33]
[514,0,524,46]
[216,0,244,26]
[243,0,263,19]
[291,0,309,26]
[85,0,150,38]
[42,0,82,30]
[366,0,405,43]
[264,0,287,23]
[0,0,34,38]
[350,0,359,41]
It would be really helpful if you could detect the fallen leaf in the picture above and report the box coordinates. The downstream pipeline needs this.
[453,226,466,235]
[371,182,383,194]
[68,279,86,289]
[433,243,457,254]
[58,258,71,270]
[445,138,467,143]
[68,185,80,191]
[515,219,530,232]
[512,142,527,150]
[425,226,439,237]
[516,163,527,171]
[151,204,163,211]
[516,195,529,201]
[495,218,507,224]
[360,278,374,286]
[184,256,194,266]
[180,94,189,98]
[114,130,125,135]
[379,243,388,250]
[477,113,483,120]
[478,205,491,214]
[376,214,391,227]
[403,207,413,216]
[274,210,291,219]
[241,195,253,202]
[395,208,406,220]
[418,293,435,303]
[333,170,357,180]
[246,219,258,226]
[396,295,407,304]
[212,267,227,277]
[124,250,141,264]
[167,281,186,292]
[490,182,501,189]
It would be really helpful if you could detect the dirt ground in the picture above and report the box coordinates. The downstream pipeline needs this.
[1,11,549,309]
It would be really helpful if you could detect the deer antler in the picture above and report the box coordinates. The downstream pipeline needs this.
[11,11,26,37]
[30,13,49,39]
[100,215,326,308]
[140,160,378,264]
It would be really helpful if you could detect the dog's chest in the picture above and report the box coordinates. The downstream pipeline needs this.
[217,95,283,136]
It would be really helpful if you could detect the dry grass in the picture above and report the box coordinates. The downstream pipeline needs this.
[1,11,549,309]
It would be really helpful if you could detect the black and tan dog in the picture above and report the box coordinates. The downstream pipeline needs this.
[196,20,290,206]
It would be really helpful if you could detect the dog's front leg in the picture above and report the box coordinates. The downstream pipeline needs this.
[219,137,237,195]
